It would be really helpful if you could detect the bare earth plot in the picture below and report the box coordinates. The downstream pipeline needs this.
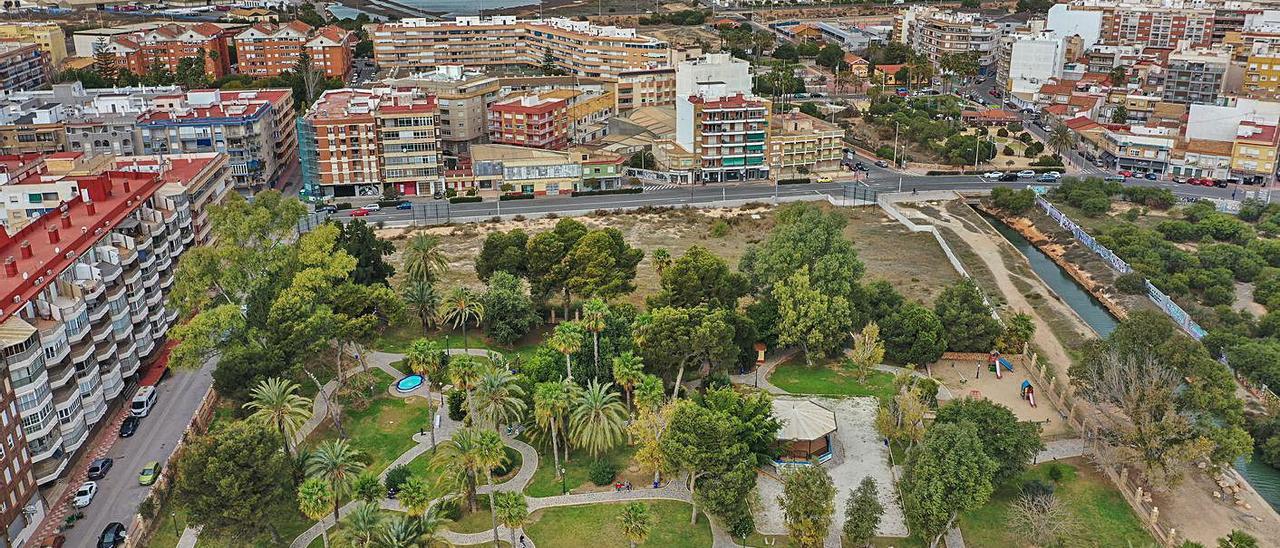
[378,204,960,307]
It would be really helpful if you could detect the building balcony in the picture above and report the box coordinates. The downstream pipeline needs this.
[30,436,67,473]
[100,263,122,285]
[119,353,141,377]
[46,360,76,391]
[93,340,117,363]
[138,249,154,269]
[123,266,141,286]
[69,339,94,364]
[145,289,162,307]
[161,272,175,290]
[136,336,155,358]
[89,322,112,344]
[60,418,89,454]
[118,246,138,266]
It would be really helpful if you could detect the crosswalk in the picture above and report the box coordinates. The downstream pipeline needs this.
[641,182,682,191]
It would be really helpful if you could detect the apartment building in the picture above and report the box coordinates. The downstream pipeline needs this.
[616,68,677,110]
[1161,50,1232,105]
[674,53,770,182]
[1172,138,1235,179]
[299,87,443,198]
[1100,126,1178,174]
[1243,35,1280,97]
[0,151,228,521]
[0,83,181,160]
[769,110,842,178]
[488,94,570,151]
[1049,1,1216,49]
[0,23,67,66]
[896,7,998,72]
[234,22,355,79]
[0,42,49,94]
[98,23,234,80]
[138,89,297,193]
[371,16,672,79]
[997,30,1066,108]
[386,65,500,154]
[1232,120,1280,184]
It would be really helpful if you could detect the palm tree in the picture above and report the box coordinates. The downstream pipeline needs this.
[534,381,570,478]
[344,501,383,548]
[431,427,486,512]
[450,354,483,425]
[402,280,440,330]
[438,286,484,352]
[375,514,422,548]
[569,380,628,457]
[411,502,452,548]
[1048,121,1077,157]
[611,352,644,415]
[548,321,584,380]
[580,299,609,378]
[405,338,446,389]
[473,366,528,429]
[618,502,655,548]
[243,377,313,456]
[307,439,367,523]
[493,490,529,547]
[472,428,508,548]
[297,477,334,548]
[652,248,672,275]
[402,233,449,286]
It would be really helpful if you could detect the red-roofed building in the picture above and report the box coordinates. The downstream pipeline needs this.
[961,109,1021,125]
[489,94,570,150]
[683,93,771,182]
[98,23,233,80]
[234,22,355,79]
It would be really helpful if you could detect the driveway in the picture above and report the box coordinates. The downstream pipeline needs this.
[60,363,215,546]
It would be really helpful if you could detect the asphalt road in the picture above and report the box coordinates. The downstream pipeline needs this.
[62,363,215,547]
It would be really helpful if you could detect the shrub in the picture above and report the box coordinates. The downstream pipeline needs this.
[449,196,483,204]
[587,459,617,486]
[1008,122,1024,132]
[1002,145,1015,156]
[445,188,458,198]
[492,446,520,477]
[499,193,534,201]
[996,128,1010,138]
[335,202,354,210]
[1115,272,1148,294]
[990,187,1036,214]
[1021,479,1055,498]
[1031,155,1065,167]
[446,389,466,421]
[1122,208,1140,221]
[570,188,643,197]
[1046,464,1064,483]
[384,464,411,492]
[778,178,811,185]
[875,145,895,159]
[710,219,730,237]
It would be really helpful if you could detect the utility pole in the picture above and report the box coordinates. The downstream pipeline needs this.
[892,121,900,168]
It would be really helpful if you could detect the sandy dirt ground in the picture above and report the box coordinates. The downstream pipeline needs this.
[929,358,1071,438]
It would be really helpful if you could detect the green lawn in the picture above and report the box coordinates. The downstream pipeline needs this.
[525,443,637,498]
[306,369,434,473]
[960,459,1152,547]
[373,321,542,361]
[524,500,711,548]
[743,533,927,548]
[768,357,897,400]
[404,444,523,484]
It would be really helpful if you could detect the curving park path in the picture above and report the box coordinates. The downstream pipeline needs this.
[291,347,737,548]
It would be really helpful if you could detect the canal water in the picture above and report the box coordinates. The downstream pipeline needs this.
[982,212,1280,511]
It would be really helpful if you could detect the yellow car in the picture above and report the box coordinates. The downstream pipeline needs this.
[815,175,834,183]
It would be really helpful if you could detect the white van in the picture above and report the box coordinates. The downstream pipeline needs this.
[130,386,156,417]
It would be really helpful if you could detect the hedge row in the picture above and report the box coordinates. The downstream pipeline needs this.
[778,178,811,185]
[449,196,483,204]
[499,193,535,201]
[571,187,643,197]
[925,167,1065,176]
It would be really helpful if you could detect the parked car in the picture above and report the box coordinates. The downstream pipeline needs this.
[1016,170,1036,178]
[983,171,1004,178]
[98,523,127,548]
[1215,179,1231,188]
[1118,170,1134,177]
[1037,173,1060,182]
[1171,176,1188,184]
[119,416,139,438]
[87,458,113,480]
[395,200,413,210]
[1190,177,1214,186]
[361,203,382,211]
[138,462,160,486]
[853,162,867,171]
[1042,171,1062,178]
[73,482,98,508]
[1143,172,1159,180]
[350,208,371,217]
[815,175,833,183]
[1104,175,1126,183]
[315,204,337,214]
[998,172,1020,182]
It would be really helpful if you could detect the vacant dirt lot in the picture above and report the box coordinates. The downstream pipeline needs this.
[379,203,961,307]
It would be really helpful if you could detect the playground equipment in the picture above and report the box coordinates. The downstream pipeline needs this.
[987,351,1014,379]
[1021,380,1037,407]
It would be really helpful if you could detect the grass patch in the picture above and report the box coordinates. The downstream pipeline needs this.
[959,458,1151,547]
[405,444,523,485]
[524,500,711,548]
[373,320,542,362]
[149,498,312,548]
[448,497,496,534]
[306,368,434,474]
[526,443,637,498]
[768,356,897,400]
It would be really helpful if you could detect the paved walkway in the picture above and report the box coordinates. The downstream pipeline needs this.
[1035,438,1085,463]
[727,348,799,394]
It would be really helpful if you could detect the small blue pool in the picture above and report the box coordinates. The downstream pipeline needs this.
[395,375,424,393]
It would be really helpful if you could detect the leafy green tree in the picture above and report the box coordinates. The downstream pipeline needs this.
[527,218,589,318]
[174,421,295,543]
[902,422,999,547]
[881,303,947,365]
[996,312,1036,353]
[816,43,846,69]
[475,228,529,281]
[618,502,656,548]
[778,465,837,548]
[402,233,449,286]
[633,306,737,398]
[494,490,530,546]
[307,439,366,522]
[1112,105,1129,124]
[844,477,884,547]
[242,377,312,456]
[740,203,865,303]
[563,228,645,300]
[480,271,539,345]
[934,279,1002,352]
[775,266,854,365]
[934,399,1044,484]
[989,187,1036,214]
[297,477,333,548]
[570,380,628,457]
[647,245,748,309]
[663,399,758,531]
[845,322,885,381]
[332,219,394,285]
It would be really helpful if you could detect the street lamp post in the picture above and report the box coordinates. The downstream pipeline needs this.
[172,511,179,541]
[560,467,567,495]
[892,121,900,168]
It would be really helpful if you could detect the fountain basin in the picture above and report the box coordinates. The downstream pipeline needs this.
[396,374,424,393]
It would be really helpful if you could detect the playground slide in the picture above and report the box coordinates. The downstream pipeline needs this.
[997,357,1014,372]
[1028,390,1036,407]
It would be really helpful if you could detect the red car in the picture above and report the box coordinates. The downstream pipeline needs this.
[1118,170,1134,177]
[1191,178,1214,186]
[351,208,372,217]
